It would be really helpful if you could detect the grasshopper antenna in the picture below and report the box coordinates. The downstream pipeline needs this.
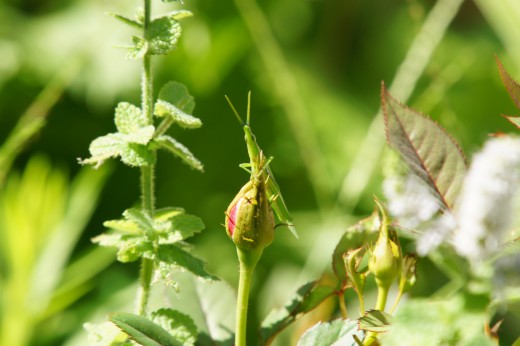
[246,91,252,126]
[225,95,244,126]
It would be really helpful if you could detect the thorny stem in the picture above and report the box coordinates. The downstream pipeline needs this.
[135,0,155,316]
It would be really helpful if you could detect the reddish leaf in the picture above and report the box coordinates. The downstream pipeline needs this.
[496,56,520,112]
[382,83,467,211]
[502,115,520,130]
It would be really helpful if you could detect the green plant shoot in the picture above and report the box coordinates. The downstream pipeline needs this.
[225,92,298,239]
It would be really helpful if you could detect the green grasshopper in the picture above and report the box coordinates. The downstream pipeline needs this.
[225,92,298,239]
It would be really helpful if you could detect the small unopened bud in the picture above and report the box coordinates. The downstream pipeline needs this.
[225,176,274,251]
[369,198,402,290]
[398,254,417,294]
[343,247,367,295]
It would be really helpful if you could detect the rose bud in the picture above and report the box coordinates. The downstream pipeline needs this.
[369,198,402,291]
[225,175,275,251]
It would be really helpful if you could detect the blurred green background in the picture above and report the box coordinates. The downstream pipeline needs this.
[1,0,520,345]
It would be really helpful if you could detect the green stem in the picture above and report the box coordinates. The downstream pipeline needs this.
[235,247,262,346]
[135,257,154,315]
[338,293,348,319]
[356,289,365,315]
[140,164,155,215]
[142,0,153,124]
[154,117,174,138]
[363,283,390,346]
[135,0,155,316]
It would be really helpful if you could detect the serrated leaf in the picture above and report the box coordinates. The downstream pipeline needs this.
[79,133,125,168]
[162,214,205,243]
[115,102,147,135]
[155,82,199,127]
[165,272,233,345]
[147,16,181,55]
[496,57,520,112]
[127,36,148,60]
[154,207,185,222]
[157,244,217,280]
[260,281,336,345]
[155,136,203,171]
[490,237,520,262]
[84,321,131,346]
[109,12,142,29]
[297,319,359,346]
[162,10,193,20]
[151,308,197,346]
[109,312,183,346]
[332,210,379,285]
[382,296,494,346]
[103,219,141,235]
[155,100,200,127]
[120,143,155,167]
[123,208,155,234]
[382,83,467,211]
[358,310,392,333]
[123,208,173,239]
[503,115,520,130]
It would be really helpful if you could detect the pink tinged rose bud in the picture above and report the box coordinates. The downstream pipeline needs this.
[225,177,275,251]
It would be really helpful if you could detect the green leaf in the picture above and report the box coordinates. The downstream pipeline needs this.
[127,36,148,60]
[84,321,131,346]
[147,16,182,55]
[80,133,125,168]
[114,102,148,135]
[103,219,141,235]
[332,210,379,285]
[154,207,185,222]
[358,310,392,333]
[162,214,205,243]
[156,10,193,21]
[155,136,203,171]
[154,81,199,128]
[93,232,150,263]
[165,272,233,345]
[297,319,359,346]
[496,57,520,112]
[157,244,217,280]
[109,12,142,29]
[123,208,155,234]
[109,312,183,346]
[503,115,520,130]
[381,296,494,346]
[382,84,467,211]
[260,281,336,345]
[120,143,155,167]
[150,308,198,346]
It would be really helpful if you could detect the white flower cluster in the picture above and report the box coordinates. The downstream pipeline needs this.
[384,136,520,263]
[453,136,520,261]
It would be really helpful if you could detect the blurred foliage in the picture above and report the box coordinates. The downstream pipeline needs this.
[1,0,520,344]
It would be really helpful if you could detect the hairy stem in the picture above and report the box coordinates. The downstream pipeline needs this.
[135,257,155,315]
[135,0,155,316]
[235,247,262,346]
